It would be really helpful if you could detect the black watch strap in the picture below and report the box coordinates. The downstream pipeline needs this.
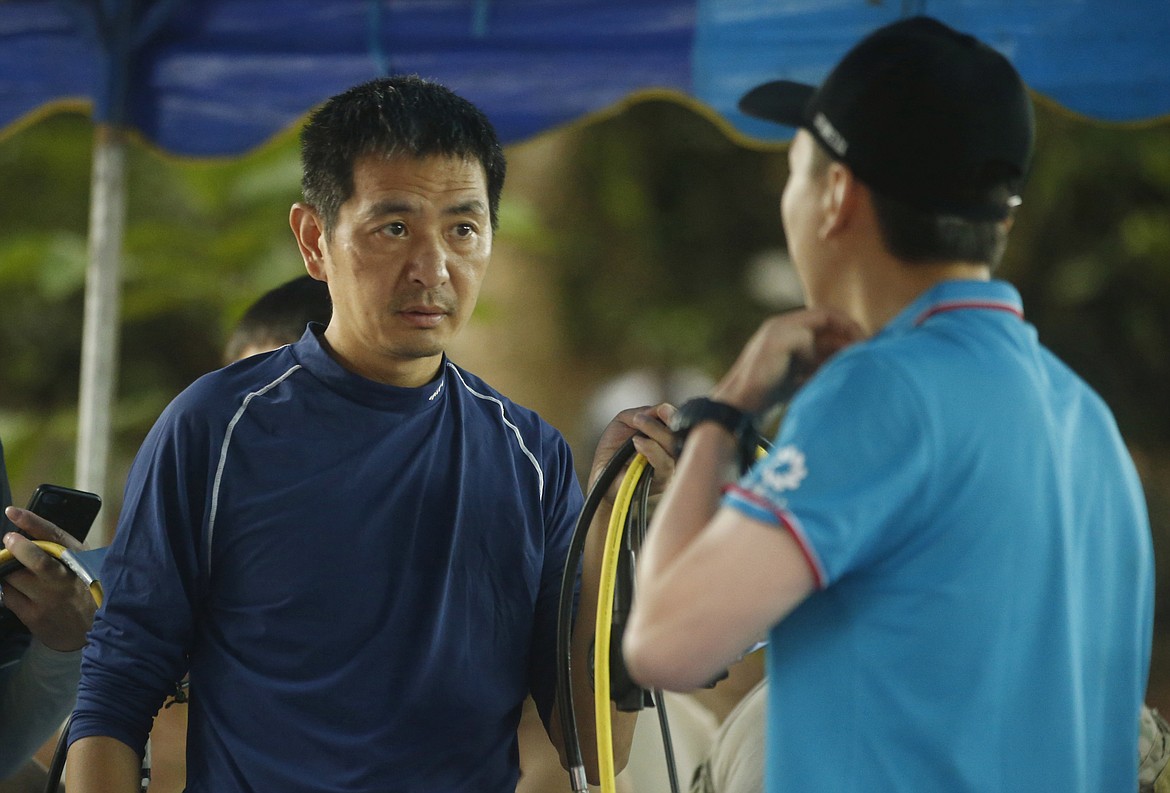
[671,397,755,469]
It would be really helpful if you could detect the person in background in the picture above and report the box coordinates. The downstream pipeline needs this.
[687,679,766,793]
[0,438,96,789]
[66,75,672,792]
[1141,704,1170,793]
[625,16,1153,792]
[221,274,332,365]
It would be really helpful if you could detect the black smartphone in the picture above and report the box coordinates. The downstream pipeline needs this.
[24,483,102,542]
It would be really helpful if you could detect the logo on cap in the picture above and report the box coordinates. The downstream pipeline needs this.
[812,112,848,158]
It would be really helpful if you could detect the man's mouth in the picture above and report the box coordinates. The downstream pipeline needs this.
[398,305,450,328]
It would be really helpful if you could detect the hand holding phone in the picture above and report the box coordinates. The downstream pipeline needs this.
[0,491,102,648]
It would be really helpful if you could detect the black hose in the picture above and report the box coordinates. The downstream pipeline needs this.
[629,465,653,550]
[605,465,654,713]
[628,468,683,793]
[653,688,682,793]
[44,712,71,793]
[555,436,638,791]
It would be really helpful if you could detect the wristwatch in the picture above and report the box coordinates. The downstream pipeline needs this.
[671,397,757,472]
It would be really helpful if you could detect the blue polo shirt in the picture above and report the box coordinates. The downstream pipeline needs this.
[725,280,1153,792]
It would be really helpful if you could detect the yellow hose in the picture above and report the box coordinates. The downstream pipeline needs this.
[0,540,104,606]
[590,442,767,793]
[593,452,648,793]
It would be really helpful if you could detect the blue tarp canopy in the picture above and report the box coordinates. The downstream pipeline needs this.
[2,0,1169,156]
[1,0,1167,541]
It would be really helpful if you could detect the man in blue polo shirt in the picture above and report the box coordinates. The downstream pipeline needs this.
[625,16,1153,793]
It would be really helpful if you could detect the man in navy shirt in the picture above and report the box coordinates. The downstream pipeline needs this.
[625,17,1153,792]
[67,76,674,792]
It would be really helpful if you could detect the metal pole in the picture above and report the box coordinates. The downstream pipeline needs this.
[75,122,126,547]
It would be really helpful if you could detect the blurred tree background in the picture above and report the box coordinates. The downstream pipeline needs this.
[0,98,1167,709]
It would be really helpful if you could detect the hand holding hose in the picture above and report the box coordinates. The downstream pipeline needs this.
[587,403,678,504]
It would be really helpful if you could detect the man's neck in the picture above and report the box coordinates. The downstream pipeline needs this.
[833,255,991,337]
[318,330,443,388]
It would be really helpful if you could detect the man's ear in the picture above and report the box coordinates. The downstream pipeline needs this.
[818,162,860,240]
[290,203,327,280]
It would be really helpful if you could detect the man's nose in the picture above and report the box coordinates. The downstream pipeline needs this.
[406,233,450,287]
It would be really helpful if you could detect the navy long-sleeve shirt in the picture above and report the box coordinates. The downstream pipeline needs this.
[72,327,584,792]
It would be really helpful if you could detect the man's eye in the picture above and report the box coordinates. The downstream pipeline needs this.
[454,223,475,238]
[381,222,407,237]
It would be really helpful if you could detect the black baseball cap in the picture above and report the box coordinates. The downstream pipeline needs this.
[739,16,1034,221]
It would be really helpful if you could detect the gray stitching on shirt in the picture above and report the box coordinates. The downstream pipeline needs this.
[445,362,544,501]
[207,365,302,574]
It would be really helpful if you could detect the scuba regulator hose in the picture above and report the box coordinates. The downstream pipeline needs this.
[557,429,775,793]
[555,436,638,793]
[556,438,682,793]
[592,452,648,792]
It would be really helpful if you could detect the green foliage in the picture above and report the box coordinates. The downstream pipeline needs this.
[537,99,1170,451]
[541,100,791,377]
[0,113,306,489]
[1002,108,1170,446]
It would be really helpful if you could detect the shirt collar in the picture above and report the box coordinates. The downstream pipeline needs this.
[879,279,1024,338]
[291,323,448,412]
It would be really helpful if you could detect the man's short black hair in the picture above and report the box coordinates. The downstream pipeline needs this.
[224,275,332,364]
[299,75,507,237]
[869,190,1011,269]
[807,141,1010,268]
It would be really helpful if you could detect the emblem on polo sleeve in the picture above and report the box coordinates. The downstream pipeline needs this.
[760,445,808,493]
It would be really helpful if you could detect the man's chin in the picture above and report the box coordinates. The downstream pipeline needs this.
[387,341,446,362]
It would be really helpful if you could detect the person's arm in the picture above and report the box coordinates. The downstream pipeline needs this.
[65,736,142,793]
[65,396,209,789]
[0,508,96,777]
[0,639,82,778]
[624,309,861,690]
[548,403,676,785]
[623,424,816,690]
